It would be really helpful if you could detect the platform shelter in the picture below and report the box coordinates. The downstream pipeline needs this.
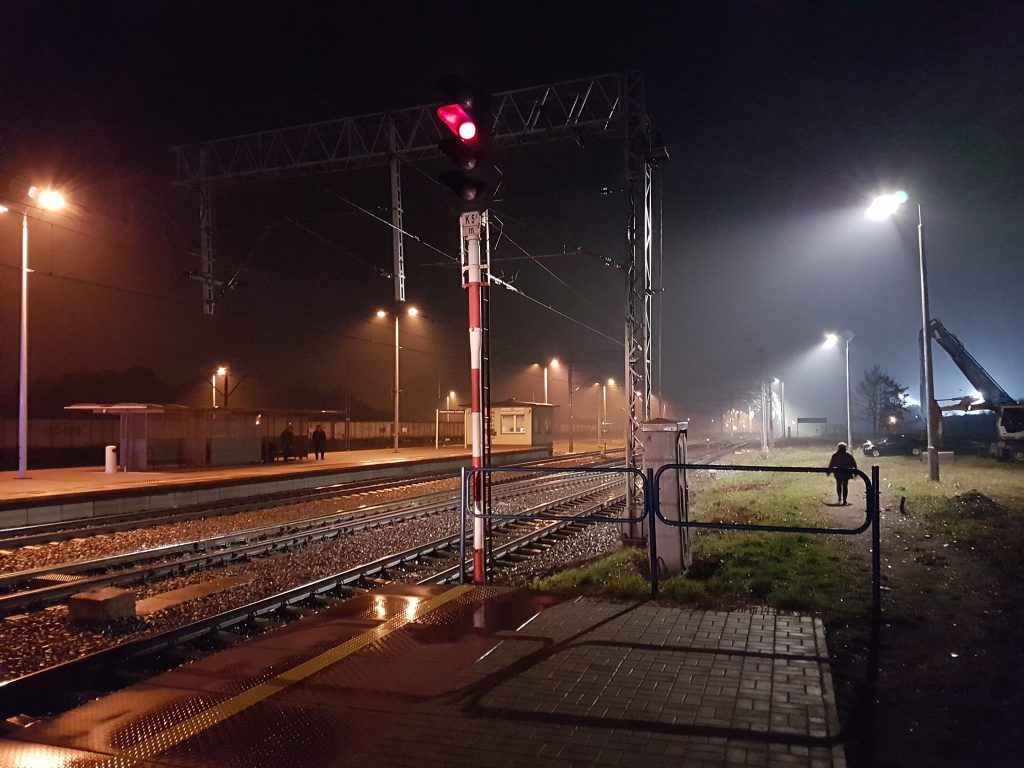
[64,404,272,470]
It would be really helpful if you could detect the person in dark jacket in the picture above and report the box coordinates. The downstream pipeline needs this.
[280,424,294,461]
[312,424,327,460]
[826,442,858,505]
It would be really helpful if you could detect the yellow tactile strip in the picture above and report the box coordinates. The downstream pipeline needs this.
[94,584,473,768]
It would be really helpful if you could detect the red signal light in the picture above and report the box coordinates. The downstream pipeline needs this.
[437,103,477,144]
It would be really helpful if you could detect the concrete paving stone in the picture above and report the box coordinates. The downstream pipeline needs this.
[606,730,651,748]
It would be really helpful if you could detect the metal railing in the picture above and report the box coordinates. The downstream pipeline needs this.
[459,465,647,583]
[651,463,881,617]
[459,462,881,619]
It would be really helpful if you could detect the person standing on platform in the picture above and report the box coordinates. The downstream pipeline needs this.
[312,424,327,460]
[825,441,858,505]
[280,424,294,461]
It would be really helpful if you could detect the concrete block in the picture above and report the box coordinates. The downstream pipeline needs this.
[0,508,29,529]
[59,501,94,522]
[68,587,137,623]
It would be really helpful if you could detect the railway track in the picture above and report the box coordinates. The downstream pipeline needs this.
[0,449,617,549]
[0,478,623,720]
[0,472,609,616]
[0,442,744,720]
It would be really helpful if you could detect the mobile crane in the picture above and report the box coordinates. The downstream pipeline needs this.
[926,318,1024,461]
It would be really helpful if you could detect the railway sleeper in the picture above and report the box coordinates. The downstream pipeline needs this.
[335,585,368,596]
[164,646,209,664]
[209,630,249,646]
[280,605,317,619]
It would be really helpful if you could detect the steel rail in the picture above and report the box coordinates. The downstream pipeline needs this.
[0,480,623,718]
[0,450,614,549]
[0,473,612,615]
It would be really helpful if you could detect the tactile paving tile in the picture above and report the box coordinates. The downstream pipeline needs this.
[5,589,846,767]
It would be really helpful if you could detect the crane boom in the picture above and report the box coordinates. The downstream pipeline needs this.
[927,318,1017,409]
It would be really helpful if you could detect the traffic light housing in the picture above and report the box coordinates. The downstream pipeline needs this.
[436,78,493,210]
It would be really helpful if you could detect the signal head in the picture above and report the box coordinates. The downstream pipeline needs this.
[437,103,478,145]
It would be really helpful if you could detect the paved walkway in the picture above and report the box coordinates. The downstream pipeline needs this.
[351,593,845,767]
[1,586,846,767]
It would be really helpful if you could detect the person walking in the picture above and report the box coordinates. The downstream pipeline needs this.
[826,441,858,505]
[312,424,327,460]
[280,424,294,461]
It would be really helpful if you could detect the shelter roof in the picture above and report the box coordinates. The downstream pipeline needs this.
[64,403,192,415]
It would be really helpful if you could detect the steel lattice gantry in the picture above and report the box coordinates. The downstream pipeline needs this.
[172,71,656,507]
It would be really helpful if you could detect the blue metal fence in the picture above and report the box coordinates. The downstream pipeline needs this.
[460,462,882,619]
[650,462,881,617]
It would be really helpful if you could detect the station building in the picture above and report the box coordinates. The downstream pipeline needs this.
[489,400,555,449]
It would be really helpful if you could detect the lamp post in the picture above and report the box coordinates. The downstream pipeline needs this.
[377,306,418,452]
[2,187,67,479]
[597,378,616,455]
[215,366,229,408]
[824,331,854,449]
[565,362,575,453]
[542,358,576,451]
[867,191,939,481]
[772,377,785,440]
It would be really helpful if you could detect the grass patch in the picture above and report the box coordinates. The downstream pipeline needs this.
[530,447,1024,621]
[529,549,651,597]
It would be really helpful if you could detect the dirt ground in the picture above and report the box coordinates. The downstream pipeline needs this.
[830,485,1024,767]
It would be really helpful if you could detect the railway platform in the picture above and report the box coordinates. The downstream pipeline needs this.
[0,583,845,767]
[0,445,552,529]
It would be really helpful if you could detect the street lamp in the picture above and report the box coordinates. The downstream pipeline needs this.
[867,190,939,481]
[446,390,456,411]
[597,378,616,454]
[214,366,229,408]
[772,377,785,440]
[1,187,66,479]
[542,358,577,452]
[376,306,418,451]
[535,358,559,404]
[824,331,854,449]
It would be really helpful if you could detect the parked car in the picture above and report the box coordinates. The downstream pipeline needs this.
[861,434,926,457]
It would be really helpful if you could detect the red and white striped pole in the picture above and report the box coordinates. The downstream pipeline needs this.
[461,211,486,584]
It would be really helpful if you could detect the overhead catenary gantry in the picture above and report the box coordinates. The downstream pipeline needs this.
[172,70,662,504]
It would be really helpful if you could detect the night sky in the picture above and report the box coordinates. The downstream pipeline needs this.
[1,1,1021,434]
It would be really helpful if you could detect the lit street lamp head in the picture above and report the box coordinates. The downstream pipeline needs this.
[824,330,855,348]
[28,186,66,211]
[865,190,909,220]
